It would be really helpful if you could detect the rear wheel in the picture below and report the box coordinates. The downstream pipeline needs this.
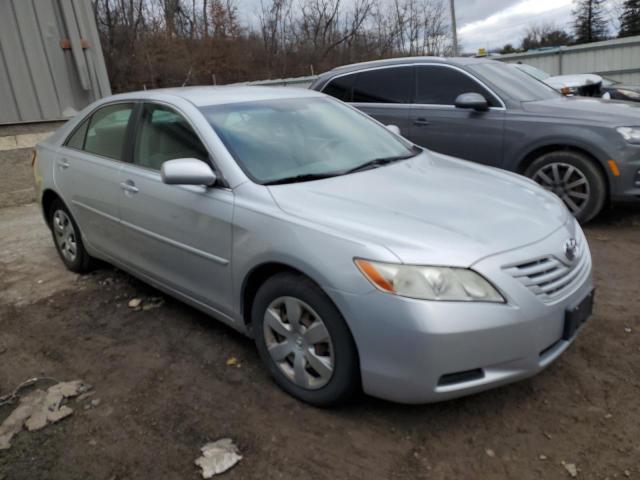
[49,199,94,273]
[252,272,359,406]
[525,151,606,223]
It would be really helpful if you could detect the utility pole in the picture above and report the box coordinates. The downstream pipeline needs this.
[449,0,458,56]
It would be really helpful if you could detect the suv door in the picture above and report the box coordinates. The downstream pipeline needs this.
[324,67,414,136]
[119,102,234,316]
[56,102,134,259]
[410,65,505,167]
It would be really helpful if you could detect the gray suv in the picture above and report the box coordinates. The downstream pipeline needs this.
[310,57,640,222]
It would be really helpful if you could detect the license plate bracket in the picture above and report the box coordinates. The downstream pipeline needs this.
[563,289,594,340]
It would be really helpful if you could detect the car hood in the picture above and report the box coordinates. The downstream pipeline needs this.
[268,152,569,266]
[545,74,602,89]
[522,96,640,123]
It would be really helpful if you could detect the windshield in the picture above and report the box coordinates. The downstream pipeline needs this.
[601,76,618,87]
[516,63,551,81]
[469,62,560,102]
[199,97,417,184]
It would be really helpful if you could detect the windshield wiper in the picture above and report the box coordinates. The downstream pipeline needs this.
[263,173,340,185]
[344,148,421,174]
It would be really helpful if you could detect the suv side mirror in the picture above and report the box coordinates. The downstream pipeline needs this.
[161,158,217,186]
[455,93,489,112]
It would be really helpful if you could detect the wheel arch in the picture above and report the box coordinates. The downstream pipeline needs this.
[516,143,611,199]
[41,189,65,229]
[241,262,320,332]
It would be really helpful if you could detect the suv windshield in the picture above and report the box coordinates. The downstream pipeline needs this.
[515,63,551,81]
[469,62,560,102]
[199,97,417,184]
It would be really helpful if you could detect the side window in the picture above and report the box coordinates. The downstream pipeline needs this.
[133,104,208,171]
[65,118,89,150]
[352,67,413,104]
[83,103,134,160]
[323,75,354,101]
[415,66,500,106]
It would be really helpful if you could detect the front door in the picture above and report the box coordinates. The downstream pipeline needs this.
[118,102,234,316]
[409,65,505,167]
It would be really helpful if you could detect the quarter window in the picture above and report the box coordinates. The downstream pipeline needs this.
[352,67,413,103]
[65,118,89,150]
[415,66,500,107]
[83,103,134,160]
[133,104,208,171]
[323,74,355,101]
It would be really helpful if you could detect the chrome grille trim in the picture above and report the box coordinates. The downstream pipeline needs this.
[503,240,590,302]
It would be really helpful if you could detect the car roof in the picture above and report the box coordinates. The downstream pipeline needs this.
[324,56,496,76]
[102,85,324,107]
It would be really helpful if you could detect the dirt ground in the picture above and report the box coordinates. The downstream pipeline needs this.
[0,202,639,480]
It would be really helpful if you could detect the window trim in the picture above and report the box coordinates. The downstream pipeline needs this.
[321,63,506,111]
[62,100,137,162]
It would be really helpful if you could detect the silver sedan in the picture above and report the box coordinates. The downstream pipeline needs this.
[34,86,594,405]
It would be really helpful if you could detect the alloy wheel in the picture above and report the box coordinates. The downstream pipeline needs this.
[52,209,78,263]
[531,162,590,216]
[263,296,334,390]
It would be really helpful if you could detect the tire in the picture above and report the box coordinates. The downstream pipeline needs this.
[252,272,360,407]
[525,151,606,223]
[48,198,95,273]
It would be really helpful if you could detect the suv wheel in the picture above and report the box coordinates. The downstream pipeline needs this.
[252,272,360,406]
[49,199,95,273]
[525,151,606,223]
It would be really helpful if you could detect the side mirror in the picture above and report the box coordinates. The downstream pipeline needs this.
[386,124,401,135]
[455,93,489,112]
[161,158,217,186]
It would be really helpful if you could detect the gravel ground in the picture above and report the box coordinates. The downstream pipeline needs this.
[0,202,639,480]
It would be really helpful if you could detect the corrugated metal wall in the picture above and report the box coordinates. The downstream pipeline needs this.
[496,35,640,83]
[0,0,110,124]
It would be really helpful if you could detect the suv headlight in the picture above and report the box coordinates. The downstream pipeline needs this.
[355,259,504,302]
[617,127,640,145]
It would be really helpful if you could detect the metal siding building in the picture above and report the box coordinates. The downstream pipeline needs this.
[496,36,640,84]
[0,0,110,124]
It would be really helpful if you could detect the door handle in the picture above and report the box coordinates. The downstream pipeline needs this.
[120,181,139,194]
[413,118,430,126]
[58,159,70,169]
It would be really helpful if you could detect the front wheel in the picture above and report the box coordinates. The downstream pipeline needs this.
[252,272,360,406]
[525,151,606,223]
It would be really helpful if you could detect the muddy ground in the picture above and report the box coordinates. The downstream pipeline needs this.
[0,202,639,480]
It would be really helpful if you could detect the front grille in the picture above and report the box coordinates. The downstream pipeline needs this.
[503,241,589,302]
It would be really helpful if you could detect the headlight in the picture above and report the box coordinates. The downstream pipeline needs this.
[618,89,640,100]
[617,127,640,145]
[355,259,504,302]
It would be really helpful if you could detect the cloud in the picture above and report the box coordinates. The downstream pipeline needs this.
[457,0,574,52]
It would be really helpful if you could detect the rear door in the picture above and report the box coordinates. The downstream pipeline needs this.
[55,102,134,258]
[118,102,234,315]
[410,65,505,167]
[323,67,414,136]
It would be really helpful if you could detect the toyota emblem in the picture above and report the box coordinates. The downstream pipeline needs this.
[564,238,578,261]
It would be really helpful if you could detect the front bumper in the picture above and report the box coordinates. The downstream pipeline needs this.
[327,223,594,404]
[611,144,640,203]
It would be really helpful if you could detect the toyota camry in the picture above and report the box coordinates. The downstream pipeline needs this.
[33,86,594,405]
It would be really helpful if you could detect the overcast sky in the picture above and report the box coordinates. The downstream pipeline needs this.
[457,0,574,52]
[236,0,620,54]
